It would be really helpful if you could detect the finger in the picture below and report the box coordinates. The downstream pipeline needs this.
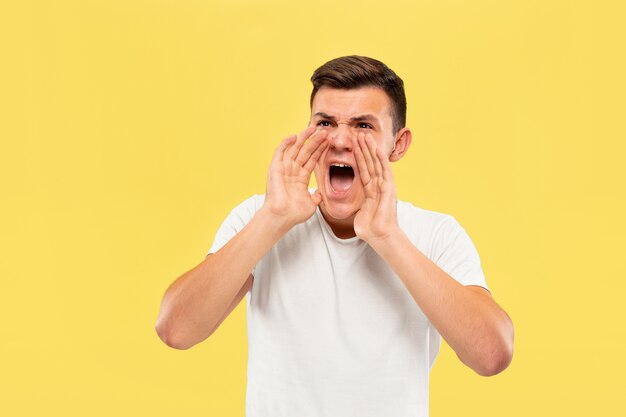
[286,124,317,161]
[354,133,372,185]
[376,145,394,183]
[271,134,297,166]
[296,129,327,166]
[365,134,383,179]
[311,189,323,206]
[303,137,328,174]
[358,133,376,178]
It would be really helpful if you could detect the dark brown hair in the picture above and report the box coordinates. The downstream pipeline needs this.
[310,55,407,135]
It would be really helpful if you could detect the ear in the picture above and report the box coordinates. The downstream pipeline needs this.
[389,127,412,162]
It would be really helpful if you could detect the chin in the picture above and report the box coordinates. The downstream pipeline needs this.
[318,186,364,222]
[320,200,359,221]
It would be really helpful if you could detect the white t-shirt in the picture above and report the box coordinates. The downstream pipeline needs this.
[208,192,489,417]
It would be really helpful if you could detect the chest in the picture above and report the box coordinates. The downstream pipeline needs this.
[250,221,430,343]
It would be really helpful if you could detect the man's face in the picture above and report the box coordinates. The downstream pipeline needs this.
[311,86,397,223]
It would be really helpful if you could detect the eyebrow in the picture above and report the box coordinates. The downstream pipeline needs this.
[313,112,380,124]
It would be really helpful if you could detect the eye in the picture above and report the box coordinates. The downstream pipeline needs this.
[317,120,332,127]
[358,122,373,129]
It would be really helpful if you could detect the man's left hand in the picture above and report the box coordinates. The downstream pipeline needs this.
[353,132,400,244]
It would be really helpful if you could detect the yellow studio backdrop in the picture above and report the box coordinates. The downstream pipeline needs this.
[1,0,624,416]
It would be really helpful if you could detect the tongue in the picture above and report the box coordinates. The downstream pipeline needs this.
[330,172,353,191]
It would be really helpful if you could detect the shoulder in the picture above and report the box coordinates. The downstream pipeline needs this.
[209,193,266,252]
[396,199,455,233]
[396,199,468,256]
[214,193,266,232]
[228,193,266,217]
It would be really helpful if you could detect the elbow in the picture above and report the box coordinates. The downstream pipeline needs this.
[155,316,195,350]
[155,327,192,350]
[155,302,219,350]
[475,345,513,376]
[475,320,514,377]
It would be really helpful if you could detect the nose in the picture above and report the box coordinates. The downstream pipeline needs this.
[327,123,354,152]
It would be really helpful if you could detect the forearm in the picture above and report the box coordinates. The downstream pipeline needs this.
[155,127,326,349]
[369,228,514,376]
[155,207,289,349]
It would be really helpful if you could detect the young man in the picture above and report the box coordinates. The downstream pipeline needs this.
[156,56,514,417]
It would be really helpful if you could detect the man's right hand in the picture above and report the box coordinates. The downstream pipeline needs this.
[261,125,328,231]
[156,125,328,350]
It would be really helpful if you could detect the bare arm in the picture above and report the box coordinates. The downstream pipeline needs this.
[155,210,288,350]
[155,126,328,349]
[353,133,514,375]
[369,232,514,376]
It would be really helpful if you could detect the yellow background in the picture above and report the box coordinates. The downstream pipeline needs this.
[1,0,624,415]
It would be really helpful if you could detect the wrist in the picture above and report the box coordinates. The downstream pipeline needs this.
[257,205,295,236]
[365,225,406,252]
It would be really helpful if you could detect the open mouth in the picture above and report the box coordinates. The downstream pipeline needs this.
[329,163,355,192]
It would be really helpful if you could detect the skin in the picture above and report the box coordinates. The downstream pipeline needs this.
[155,86,514,376]
[310,87,412,238]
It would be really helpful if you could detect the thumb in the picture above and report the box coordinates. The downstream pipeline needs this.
[311,189,323,205]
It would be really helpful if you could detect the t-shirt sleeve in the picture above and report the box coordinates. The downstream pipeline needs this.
[207,194,264,274]
[431,215,489,292]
